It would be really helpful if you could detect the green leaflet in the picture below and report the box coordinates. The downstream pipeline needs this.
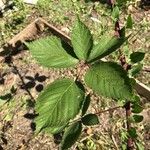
[26,36,79,68]
[130,63,143,76]
[112,6,120,21]
[61,121,82,150]
[133,115,143,123]
[0,93,13,107]
[81,114,99,126]
[43,125,67,135]
[71,18,93,60]
[131,103,143,114]
[128,127,138,138]
[87,34,125,62]
[35,78,84,134]
[81,94,91,116]
[126,14,133,29]
[130,52,145,63]
[84,61,133,100]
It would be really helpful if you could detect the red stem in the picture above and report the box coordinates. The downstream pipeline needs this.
[124,102,134,150]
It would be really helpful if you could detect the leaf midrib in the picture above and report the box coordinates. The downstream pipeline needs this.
[47,81,75,127]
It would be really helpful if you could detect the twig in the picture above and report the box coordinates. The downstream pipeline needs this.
[69,106,122,125]
[111,135,119,150]
[95,106,122,115]
[128,30,141,41]
[142,66,150,72]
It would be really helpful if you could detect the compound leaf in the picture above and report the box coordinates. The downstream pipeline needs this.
[35,78,84,134]
[87,34,125,62]
[61,121,82,150]
[81,114,99,126]
[26,36,79,68]
[71,18,93,60]
[84,61,133,100]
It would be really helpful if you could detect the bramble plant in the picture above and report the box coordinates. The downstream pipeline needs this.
[26,17,145,150]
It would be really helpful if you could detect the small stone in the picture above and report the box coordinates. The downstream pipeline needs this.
[61,27,70,34]
[23,0,38,5]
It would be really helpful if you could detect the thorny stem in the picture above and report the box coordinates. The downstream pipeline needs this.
[119,47,134,149]
[124,102,134,150]
[112,3,134,148]
[119,42,134,149]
